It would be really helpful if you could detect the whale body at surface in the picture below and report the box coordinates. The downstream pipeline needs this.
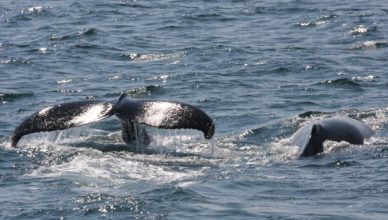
[291,117,374,157]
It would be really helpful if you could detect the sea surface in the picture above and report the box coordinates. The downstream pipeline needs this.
[1,0,388,219]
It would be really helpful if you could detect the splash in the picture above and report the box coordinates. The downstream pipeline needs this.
[21,6,48,15]
[208,138,215,158]
[15,127,215,193]
[348,25,368,35]
[352,75,378,82]
[297,14,336,28]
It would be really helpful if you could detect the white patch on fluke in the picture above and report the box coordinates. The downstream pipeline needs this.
[69,104,111,125]
[38,107,53,116]
[140,102,184,127]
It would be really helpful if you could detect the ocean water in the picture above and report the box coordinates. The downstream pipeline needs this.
[1,0,388,219]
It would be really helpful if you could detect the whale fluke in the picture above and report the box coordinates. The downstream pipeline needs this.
[291,117,374,157]
[114,94,215,139]
[11,94,215,147]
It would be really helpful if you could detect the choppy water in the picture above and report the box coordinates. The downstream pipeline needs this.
[1,0,388,219]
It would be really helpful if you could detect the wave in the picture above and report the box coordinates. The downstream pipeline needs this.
[345,25,377,36]
[2,6,53,24]
[297,14,337,28]
[93,2,154,9]
[49,28,98,41]
[318,78,362,88]
[0,92,34,102]
[182,12,236,22]
[120,52,184,63]
[301,160,362,169]
[297,111,326,118]
[352,75,379,82]
[0,57,32,65]
[351,40,388,50]
[127,85,166,96]
[21,6,51,16]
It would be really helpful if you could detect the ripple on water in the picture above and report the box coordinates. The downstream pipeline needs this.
[74,192,166,218]
[103,85,165,99]
[301,160,363,169]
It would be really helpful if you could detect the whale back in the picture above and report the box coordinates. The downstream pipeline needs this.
[292,117,374,157]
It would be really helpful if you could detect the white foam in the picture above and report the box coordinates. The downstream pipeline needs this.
[25,146,212,195]
[22,6,44,14]
[56,79,72,84]
[39,47,47,53]
[14,127,217,192]
[128,52,184,63]
[352,75,377,81]
[350,25,368,34]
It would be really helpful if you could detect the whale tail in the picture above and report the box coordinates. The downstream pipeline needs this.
[11,94,215,147]
[292,117,374,157]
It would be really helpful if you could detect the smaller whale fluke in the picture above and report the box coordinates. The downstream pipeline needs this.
[291,117,374,157]
[11,93,215,147]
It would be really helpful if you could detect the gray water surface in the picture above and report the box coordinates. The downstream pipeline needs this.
[1,0,388,219]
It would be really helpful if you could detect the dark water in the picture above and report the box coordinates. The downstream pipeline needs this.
[1,0,388,219]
